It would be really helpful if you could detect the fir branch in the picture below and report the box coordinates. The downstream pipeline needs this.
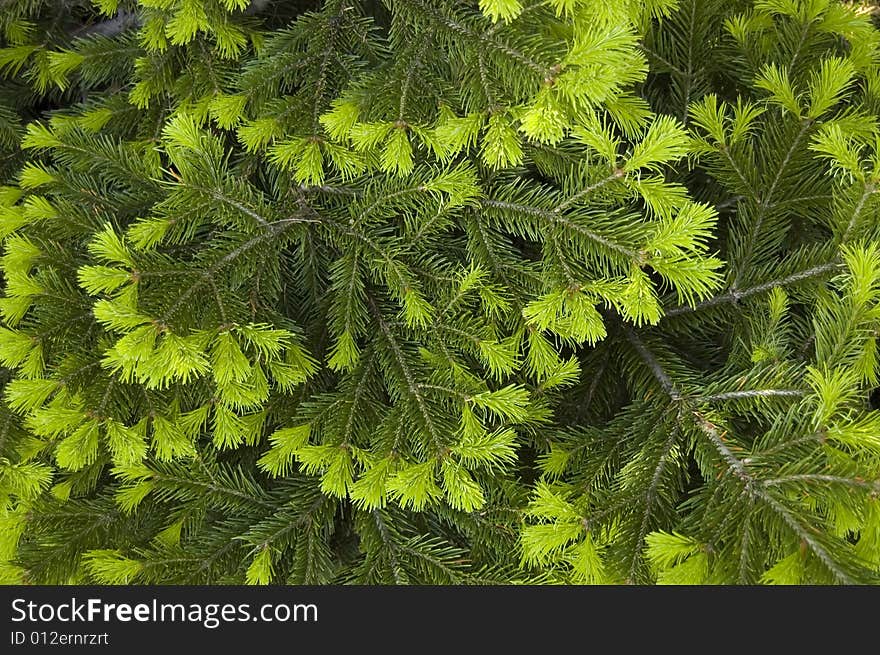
[665,262,841,316]
[158,215,316,322]
[481,199,638,259]
[406,0,551,77]
[629,422,682,582]
[75,11,140,39]
[624,327,859,584]
[842,182,876,243]
[696,389,807,401]
[733,118,813,282]
[367,295,444,451]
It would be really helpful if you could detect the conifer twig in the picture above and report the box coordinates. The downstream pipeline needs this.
[664,261,841,316]
[623,326,856,583]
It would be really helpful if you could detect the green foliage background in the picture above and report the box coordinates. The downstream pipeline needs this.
[0,0,879,584]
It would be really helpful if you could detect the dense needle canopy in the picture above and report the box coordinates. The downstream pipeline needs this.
[0,0,878,585]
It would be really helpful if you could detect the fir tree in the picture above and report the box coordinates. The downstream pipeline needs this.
[0,0,878,585]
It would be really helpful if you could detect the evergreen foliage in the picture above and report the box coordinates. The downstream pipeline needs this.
[0,0,879,584]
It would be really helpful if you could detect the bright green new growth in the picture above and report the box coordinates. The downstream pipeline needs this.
[0,0,878,584]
